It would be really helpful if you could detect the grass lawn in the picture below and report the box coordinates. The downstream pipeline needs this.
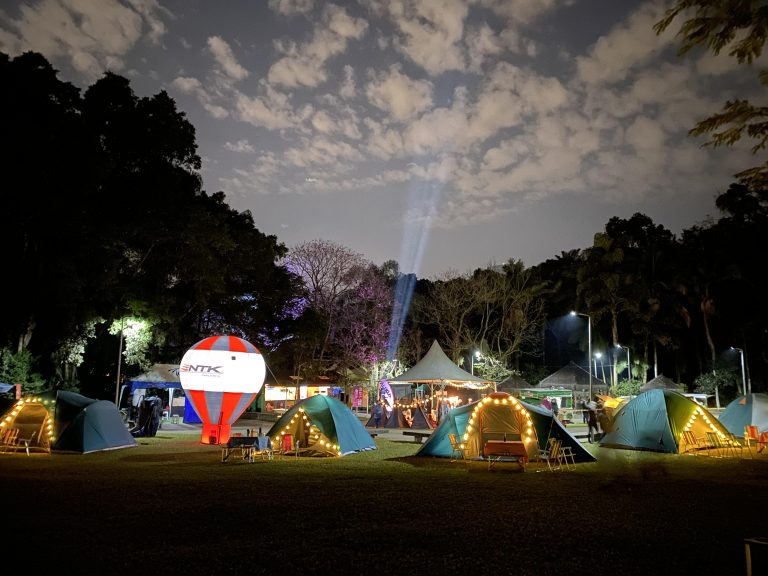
[1,435,767,576]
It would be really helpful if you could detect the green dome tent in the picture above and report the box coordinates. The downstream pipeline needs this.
[417,391,595,463]
[268,394,376,456]
[600,389,730,453]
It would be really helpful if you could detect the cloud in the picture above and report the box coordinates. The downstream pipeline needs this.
[340,64,356,98]
[268,3,367,88]
[207,35,248,81]
[268,0,315,16]
[576,1,670,86]
[383,0,468,75]
[235,82,313,130]
[0,0,167,80]
[171,76,229,118]
[478,0,565,25]
[365,65,433,121]
[224,139,256,153]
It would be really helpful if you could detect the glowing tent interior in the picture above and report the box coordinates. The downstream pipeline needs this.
[0,396,53,454]
[417,391,595,463]
[268,394,376,456]
[1,391,136,454]
[600,389,731,453]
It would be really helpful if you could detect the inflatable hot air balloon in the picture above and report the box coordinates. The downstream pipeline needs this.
[179,335,266,444]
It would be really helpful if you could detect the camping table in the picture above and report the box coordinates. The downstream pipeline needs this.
[483,440,528,471]
[221,437,258,462]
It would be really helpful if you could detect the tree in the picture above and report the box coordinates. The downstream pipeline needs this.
[654,0,768,190]
[0,51,299,397]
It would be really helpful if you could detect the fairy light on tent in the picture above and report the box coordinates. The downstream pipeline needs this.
[682,406,729,440]
[0,396,54,447]
[462,393,537,446]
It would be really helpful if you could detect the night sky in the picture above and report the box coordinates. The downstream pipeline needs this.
[1,0,759,277]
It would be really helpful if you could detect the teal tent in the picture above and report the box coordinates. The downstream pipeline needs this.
[267,395,375,456]
[718,393,768,435]
[52,391,137,453]
[417,392,595,462]
[600,389,730,453]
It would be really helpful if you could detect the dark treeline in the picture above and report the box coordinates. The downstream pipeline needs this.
[1,51,765,403]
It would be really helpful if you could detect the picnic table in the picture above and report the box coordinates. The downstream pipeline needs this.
[483,440,528,471]
[221,436,272,462]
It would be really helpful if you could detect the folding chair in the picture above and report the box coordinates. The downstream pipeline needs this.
[705,432,732,458]
[559,441,576,470]
[447,433,467,463]
[18,431,37,456]
[725,433,744,458]
[744,425,759,458]
[681,430,707,456]
[538,438,562,471]
[0,428,20,453]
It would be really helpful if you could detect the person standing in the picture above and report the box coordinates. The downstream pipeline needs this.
[372,402,383,428]
[586,398,599,443]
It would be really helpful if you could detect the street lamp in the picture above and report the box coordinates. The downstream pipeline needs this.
[594,352,607,385]
[570,311,592,399]
[731,347,747,395]
[617,344,630,382]
[470,350,481,375]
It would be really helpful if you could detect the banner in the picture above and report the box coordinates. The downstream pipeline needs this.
[379,379,394,413]
[352,386,363,408]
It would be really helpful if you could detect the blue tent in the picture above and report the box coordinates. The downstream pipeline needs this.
[600,389,730,453]
[52,391,137,453]
[417,392,595,462]
[718,393,768,435]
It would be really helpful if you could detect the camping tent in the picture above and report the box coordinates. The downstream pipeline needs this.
[268,394,375,456]
[52,391,137,453]
[0,396,53,453]
[417,392,595,463]
[718,393,768,435]
[372,401,433,429]
[600,389,730,453]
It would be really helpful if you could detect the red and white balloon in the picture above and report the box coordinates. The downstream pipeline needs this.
[179,335,266,444]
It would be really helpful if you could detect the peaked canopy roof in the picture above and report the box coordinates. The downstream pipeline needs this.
[390,341,494,387]
[639,374,683,392]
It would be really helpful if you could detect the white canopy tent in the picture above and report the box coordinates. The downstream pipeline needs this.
[389,341,496,415]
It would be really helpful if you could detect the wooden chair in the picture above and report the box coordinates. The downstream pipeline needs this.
[538,438,562,471]
[447,433,467,463]
[681,430,707,456]
[744,425,759,458]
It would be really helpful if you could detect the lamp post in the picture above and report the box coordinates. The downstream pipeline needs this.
[617,344,630,382]
[731,347,747,395]
[114,317,126,406]
[570,311,592,399]
[470,350,480,375]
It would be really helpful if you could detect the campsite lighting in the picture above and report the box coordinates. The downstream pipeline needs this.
[616,344,631,382]
[570,311,593,398]
[730,347,748,395]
